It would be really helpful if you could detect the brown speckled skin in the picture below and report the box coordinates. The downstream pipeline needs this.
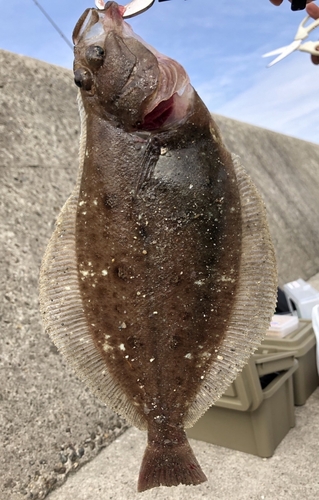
[76,107,241,425]
[73,2,241,480]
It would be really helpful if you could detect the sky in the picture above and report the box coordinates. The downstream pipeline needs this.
[1,0,319,144]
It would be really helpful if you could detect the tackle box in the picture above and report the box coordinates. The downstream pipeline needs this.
[187,351,298,458]
[261,319,319,405]
[266,314,299,338]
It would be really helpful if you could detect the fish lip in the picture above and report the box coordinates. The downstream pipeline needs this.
[73,3,126,46]
[100,1,126,22]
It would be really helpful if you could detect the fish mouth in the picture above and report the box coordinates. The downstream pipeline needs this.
[73,2,194,131]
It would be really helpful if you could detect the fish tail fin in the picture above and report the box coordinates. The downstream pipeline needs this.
[137,430,207,492]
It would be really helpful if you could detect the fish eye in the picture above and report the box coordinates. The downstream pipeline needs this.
[86,45,105,69]
[74,68,93,91]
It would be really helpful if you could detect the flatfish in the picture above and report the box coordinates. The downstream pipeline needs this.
[39,1,277,492]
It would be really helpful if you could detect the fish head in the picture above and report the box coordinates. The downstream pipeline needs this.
[72,1,193,131]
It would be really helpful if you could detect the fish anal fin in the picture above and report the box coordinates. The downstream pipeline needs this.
[138,429,207,492]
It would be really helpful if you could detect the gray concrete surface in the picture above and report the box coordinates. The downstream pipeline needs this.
[1,49,319,500]
[47,389,319,500]
[0,50,128,500]
[215,114,319,287]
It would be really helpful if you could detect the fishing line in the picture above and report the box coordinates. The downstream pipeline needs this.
[31,0,73,50]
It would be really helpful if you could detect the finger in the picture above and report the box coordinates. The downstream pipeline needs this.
[306,2,319,18]
[311,54,319,64]
[270,0,315,5]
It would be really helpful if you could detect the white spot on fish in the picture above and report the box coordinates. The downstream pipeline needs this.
[201,352,211,359]
[103,343,112,353]
[119,322,127,330]
[220,275,235,283]
[217,355,224,361]
[144,405,151,415]
[142,250,147,255]
[79,201,85,207]
[150,358,155,363]
[189,184,193,189]
[154,415,165,424]
[185,353,192,359]
[195,280,205,286]
[82,211,87,215]
[153,311,158,315]
[119,343,126,351]
[93,199,98,206]
[80,270,89,277]
[102,270,108,276]
[65,286,71,291]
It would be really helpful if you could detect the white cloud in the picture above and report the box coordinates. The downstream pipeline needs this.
[201,52,319,144]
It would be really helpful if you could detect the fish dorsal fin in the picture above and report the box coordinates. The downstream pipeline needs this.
[39,94,147,429]
[184,155,277,428]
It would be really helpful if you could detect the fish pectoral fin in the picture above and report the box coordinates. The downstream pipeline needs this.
[135,136,161,196]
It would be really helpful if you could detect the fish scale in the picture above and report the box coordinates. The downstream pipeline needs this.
[39,1,277,493]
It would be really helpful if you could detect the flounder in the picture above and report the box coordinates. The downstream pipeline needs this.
[39,1,277,492]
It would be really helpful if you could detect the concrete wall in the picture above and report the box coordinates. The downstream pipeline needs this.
[214,113,319,286]
[1,49,318,499]
[0,50,127,500]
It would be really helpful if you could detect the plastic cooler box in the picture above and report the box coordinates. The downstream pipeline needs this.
[187,350,298,458]
[261,319,319,405]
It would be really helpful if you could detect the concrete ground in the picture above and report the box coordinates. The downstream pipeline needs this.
[47,389,319,500]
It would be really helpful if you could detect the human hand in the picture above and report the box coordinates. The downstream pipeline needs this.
[270,0,319,64]
[307,2,319,64]
[269,0,313,6]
